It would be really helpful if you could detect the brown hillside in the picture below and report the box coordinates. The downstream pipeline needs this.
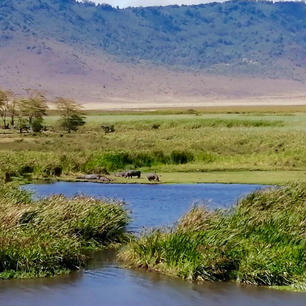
[1,37,305,109]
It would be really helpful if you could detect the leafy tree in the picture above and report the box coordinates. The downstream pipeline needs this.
[56,97,85,133]
[18,90,48,126]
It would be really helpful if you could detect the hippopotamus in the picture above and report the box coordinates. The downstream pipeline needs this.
[77,174,100,180]
[77,174,112,182]
[146,173,160,182]
[125,170,141,178]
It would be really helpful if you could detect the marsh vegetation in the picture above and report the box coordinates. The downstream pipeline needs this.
[0,184,129,279]
[119,183,306,291]
[0,105,305,291]
[0,107,305,185]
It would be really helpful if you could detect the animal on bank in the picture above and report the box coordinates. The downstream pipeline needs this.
[146,173,160,182]
[76,174,112,182]
[125,170,141,178]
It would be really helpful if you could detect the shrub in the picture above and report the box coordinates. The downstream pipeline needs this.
[31,118,44,132]
[151,124,160,130]
[19,165,34,175]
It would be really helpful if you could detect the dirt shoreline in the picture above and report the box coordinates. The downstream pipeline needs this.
[28,170,306,186]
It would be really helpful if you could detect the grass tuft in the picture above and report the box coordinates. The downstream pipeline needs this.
[0,185,129,279]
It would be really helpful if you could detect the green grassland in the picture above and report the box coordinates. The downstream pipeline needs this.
[0,110,306,184]
[0,108,305,185]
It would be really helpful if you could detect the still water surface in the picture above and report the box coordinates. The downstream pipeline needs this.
[0,182,305,306]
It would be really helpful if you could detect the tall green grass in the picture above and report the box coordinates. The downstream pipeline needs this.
[85,150,194,171]
[0,184,129,279]
[0,150,196,181]
[119,182,306,290]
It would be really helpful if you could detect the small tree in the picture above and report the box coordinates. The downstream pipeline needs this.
[0,89,10,129]
[8,98,18,127]
[56,97,85,133]
[18,90,48,126]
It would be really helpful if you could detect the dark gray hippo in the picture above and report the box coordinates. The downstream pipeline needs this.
[146,173,160,182]
[125,170,141,178]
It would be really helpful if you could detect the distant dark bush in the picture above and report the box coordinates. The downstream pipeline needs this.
[43,165,63,177]
[101,125,115,134]
[31,118,44,133]
[4,172,12,183]
[151,124,160,130]
[19,165,34,175]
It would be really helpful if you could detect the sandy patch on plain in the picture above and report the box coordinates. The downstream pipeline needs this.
[80,95,306,110]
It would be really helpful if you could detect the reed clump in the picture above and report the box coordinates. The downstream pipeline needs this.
[119,182,306,290]
[0,184,129,279]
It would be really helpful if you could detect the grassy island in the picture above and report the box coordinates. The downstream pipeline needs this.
[119,183,306,291]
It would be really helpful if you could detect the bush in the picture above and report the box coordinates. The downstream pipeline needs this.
[31,118,44,133]
[151,124,160,130]
[19,165,34,175]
